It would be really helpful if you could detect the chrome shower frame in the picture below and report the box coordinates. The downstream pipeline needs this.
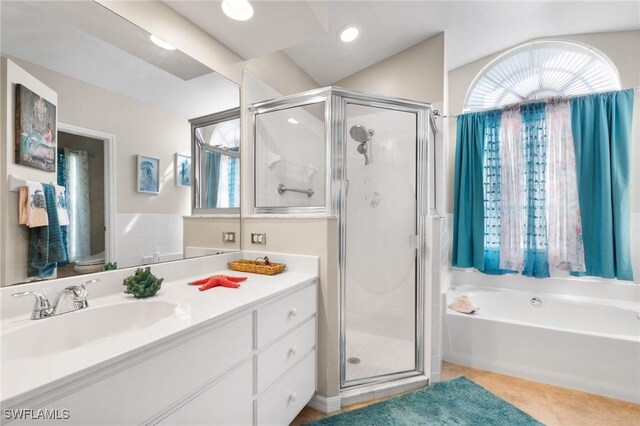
[250,87,435,390]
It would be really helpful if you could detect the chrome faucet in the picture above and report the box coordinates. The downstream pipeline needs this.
[12,279,100,320]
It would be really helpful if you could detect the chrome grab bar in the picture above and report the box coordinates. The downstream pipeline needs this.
[277,184,314,198]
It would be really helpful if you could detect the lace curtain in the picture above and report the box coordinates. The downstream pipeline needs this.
[545,100,585,273]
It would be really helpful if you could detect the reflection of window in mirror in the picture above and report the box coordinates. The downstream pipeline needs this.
[191,108,241,214]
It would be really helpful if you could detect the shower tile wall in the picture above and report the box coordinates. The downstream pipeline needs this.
[346,110,416,341]
[254,104,325,208]
[115,213,183,268]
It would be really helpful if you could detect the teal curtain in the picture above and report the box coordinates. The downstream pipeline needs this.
[452,111,502,273]
[570,89,635,281]
[521,103,550,278]
[228,147,239,208]
[481,111,503,273]
[56,149,69,267]
[204,151,221,208]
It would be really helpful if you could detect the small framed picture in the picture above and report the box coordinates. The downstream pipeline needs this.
[137,155,160,194]
[175,153,191,187]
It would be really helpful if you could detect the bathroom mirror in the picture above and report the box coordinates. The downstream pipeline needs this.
[192,108,241,214]
[0,1,240,286]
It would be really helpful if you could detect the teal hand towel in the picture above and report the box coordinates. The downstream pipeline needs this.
[28,183,68,278]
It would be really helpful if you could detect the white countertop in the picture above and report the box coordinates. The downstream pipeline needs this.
[1,262,316,407]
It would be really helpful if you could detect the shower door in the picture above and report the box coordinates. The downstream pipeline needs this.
[341,100,423,387]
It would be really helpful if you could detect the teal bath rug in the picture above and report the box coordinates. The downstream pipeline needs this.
[306,377,542,426]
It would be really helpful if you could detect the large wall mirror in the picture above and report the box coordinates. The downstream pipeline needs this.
[0,1,240,287]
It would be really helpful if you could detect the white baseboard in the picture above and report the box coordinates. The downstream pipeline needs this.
[308,393,341,413]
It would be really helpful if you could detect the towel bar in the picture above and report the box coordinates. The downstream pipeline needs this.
[8,175,56,192]
[9,175,27,192]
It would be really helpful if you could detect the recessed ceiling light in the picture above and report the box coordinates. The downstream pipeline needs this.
[288,118,299,125]
[339,25,359,43]
[221,0,254,21]
[149,34,176,51]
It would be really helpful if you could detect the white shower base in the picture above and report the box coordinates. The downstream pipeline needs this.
[345,329,415,382]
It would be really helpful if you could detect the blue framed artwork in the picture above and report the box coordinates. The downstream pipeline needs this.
[175,153,191,187]
[137,155,160,194]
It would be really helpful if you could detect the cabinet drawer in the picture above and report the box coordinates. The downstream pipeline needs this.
[156,360,252,426]
[256,318,316,394]
[32,314,252,425]
[256,283,316,349]
[255,350,316,426]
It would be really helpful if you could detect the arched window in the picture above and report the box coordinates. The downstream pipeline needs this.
[464,41,621,112]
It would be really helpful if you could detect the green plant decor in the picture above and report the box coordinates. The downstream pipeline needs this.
[102,262,118,271]
[123,267,164,298]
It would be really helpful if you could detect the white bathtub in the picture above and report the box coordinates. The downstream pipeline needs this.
[443,285,640,403]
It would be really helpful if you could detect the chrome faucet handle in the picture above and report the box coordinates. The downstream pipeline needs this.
[64,279,100,309]
[79,278,100,290]
[12,291,53,320]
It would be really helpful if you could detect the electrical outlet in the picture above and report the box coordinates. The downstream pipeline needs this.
[222,232,236,243]
[251,233,266,245]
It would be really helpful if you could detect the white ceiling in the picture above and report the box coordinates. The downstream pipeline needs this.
[165,0,640,86]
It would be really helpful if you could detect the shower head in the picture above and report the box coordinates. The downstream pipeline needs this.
[349,125,374,143]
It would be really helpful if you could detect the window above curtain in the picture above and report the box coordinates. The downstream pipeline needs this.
[464,41,621,112]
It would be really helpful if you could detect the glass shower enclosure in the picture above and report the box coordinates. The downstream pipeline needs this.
[250,87,434,390]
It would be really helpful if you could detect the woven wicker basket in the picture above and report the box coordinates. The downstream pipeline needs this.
[228,257,286,275]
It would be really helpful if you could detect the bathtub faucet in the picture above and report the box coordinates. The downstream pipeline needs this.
[12,279,100,320]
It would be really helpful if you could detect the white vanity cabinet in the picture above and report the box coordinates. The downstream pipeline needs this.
[158,281,317,426]
[253,284,317,425]
[6,278,317,426]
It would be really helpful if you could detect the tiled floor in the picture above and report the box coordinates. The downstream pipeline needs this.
[344,329,414,382]
[291,362,640,425]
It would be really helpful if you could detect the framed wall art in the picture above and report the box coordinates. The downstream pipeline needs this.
[175,153,191,187]
[15,84,57,172]
[137,155,160,194]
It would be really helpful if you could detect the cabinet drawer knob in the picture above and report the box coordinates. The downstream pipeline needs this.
[289,307,298,317]
[289,346,298,356]
[289,391,297,402]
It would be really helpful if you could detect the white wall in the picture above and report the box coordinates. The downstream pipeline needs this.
[183,216,240,253]
[336,32,445,104]
[116,214,184,268]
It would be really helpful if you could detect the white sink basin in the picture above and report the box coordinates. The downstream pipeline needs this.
[2,301,177,360]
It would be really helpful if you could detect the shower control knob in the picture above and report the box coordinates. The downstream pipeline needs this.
[290,307,298,317]
[289,391,297,402]
[290,346,297,356]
